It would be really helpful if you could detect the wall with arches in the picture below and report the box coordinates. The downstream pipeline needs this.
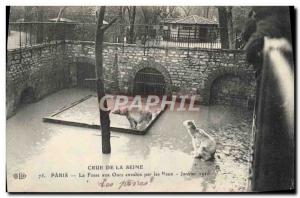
[200,66,256,105]
[209,74,255,107]
[7,40,256,117]
[7,42,70,118]
[125,60,173,95]
[66,41,256,106]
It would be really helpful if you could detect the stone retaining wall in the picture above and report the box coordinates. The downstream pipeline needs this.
[66,41,255,105]
[6,41,256,118]
[6,42,70,117]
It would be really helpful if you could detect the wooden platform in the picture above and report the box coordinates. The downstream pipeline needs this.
[43,95,165,135]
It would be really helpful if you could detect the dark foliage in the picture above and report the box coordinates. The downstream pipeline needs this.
[243,7,292,72]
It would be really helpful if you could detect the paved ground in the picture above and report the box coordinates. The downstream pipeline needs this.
[6,88,253,192]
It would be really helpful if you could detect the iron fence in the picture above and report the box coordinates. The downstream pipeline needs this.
[7,22,76,49]
[133,68,166,96]
[7,22,241,50]
[122,24,222,49]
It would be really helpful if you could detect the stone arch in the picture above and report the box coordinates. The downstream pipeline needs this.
[201,67,255,105]
[71,56,96,89]
[72,56,119,93]
[19,86,36,105]
[128,60,172,95]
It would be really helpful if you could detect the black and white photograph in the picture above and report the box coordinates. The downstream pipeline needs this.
[5,4,295,193]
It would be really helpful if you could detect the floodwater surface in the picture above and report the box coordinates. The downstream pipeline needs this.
[6,88,253,192]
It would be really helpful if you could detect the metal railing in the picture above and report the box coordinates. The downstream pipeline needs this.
[7,22,76,49]
[7,22,239,50]
[122,24,222,49]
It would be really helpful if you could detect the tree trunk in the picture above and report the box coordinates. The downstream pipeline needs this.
[95,6,111,154]
[24,6,33,22]
[36,7,44,44]
[55,7,67,41]
[56,6,66,22]
[118,6,126,43]
[227,7,234,49]
[218,7,229,49]
[205,7,210,18]
[128,6,136,44]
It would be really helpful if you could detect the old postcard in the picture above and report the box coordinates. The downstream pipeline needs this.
[6,6,295,192]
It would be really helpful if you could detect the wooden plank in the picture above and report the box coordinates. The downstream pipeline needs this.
[43,95,165,135]
[48,94,93,117]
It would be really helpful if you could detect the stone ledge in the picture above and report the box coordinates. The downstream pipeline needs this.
[7,41,65,54]
[65,40,246,53]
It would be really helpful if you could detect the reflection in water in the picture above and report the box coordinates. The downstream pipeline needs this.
[189,159,217,191]
[102,153,111,165]
[124,136,151,160]
[7,88,253,192]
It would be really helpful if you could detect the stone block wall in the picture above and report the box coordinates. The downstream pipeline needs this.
[6,40,256,118]
[6,42,70,118]
[65,41,255,106]
[210,74,256,107]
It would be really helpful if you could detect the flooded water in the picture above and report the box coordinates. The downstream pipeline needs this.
[6,88,254,192]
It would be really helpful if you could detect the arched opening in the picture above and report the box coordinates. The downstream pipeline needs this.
[133,68,166,96]
[76,62,96,90]
[19,87,35,105]
[209,74,254,107]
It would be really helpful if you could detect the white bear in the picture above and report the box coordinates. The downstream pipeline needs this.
[183,120,216,161]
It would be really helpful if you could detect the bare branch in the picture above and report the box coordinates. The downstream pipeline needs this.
[141,7,148,22]
[181,6,193,16]
[101,16,119,32]
[56,6,67,22]
[126,6,131,16]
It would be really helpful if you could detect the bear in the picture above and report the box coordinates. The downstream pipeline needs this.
[183,120,216,161]
[112,107,153,130]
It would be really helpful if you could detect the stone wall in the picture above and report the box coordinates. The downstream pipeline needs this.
[210,74,256,107]
[6,42,70,118]
[6,40,256,118]
[65,41,255,105]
